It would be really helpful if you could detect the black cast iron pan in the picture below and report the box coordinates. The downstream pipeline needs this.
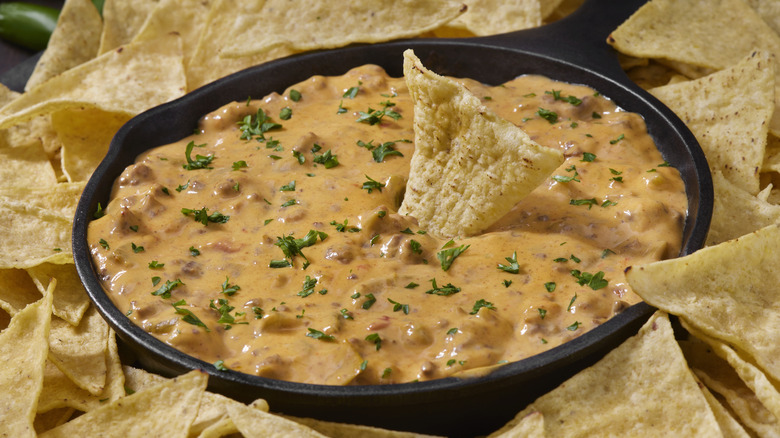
[73,0,713,436]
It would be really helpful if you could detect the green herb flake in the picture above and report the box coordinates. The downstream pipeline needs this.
[343,85,360,99]
[601,248,616,259]
[388,298,410,315]
[497,251,520,274]
[221,277,240,296]
[289,89,301,102]
[503,279,512,288]
[437,244,469,271]
[365,333,382,350]
[425,278,461,296]
[362,293,377,309]
[213,360,228,371]
[538,308,547,319]
[189,246,200,256]
[131,243,144,253]
[470,299,496,315]
[93,202,105,219]
[279,180,296,192]
[151,276,161,286]
[569,198,598,209]
[581,152,596,162]
[405,282,419,289]
[567,321,581,331]
[544,282,556,292]
[279,107,292,120]
[570,270,608,290]
[172,299,209,331]
[537,107,558,124]
[181,207,230,225]
[567,293,578,312]
[182,141,213,170]
[306,328,335,341]
[99,239,109,250]
[313,149,339,168]
[609,133,625,144]
[151,278,183,299]
[362,175,385,193]
[148,260,164,269]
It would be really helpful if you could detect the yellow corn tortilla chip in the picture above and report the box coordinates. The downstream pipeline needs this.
[186,0,296,90]
[38,329,125,413]
[0,201,73,268]
[626,223,780,383]
[220,0,465,58]
[489,411,545,438]
[747,0,780,37]
[399,50,564,237]
[649,50,774,195]
[607,0,780,136]
[0,269,42,316]
[132,0,212,68]
[707,171,780,246]
[489,312,722,437]
[439,0,541,37]
[48,306,109,395]
[693,375,752,438]
[542,0,584,23]
[52,108,132,183]
[226,402,329,438]
[763,134,780,174]
[286,415,445,438]
[26,0,102,91]
[26,263,91,326]
[0,142,58,187]
[39,370,208,438]
[0,33,186,130]
[540,0,564,19]
[34,408,76,435]
[0,182,84,217]
[98,0,161,55]
[0,287,54,438]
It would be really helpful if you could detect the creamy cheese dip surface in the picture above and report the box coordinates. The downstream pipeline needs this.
[88,65,687,385]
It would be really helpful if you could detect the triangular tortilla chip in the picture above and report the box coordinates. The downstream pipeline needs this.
[649,51,775,195]
[707,171,780,246]
[490,312,722,437]
[0,287,54,438]
[438,0,541,37]
[399,50,564,237]
[26,263,91,326]
[626,223,780,383]
[0,33,186,130]
[47,306,109,395]
[0,269,42,316]
[226,402,328,438]
[26,0,102,91]
[98,0,160,55]
[39,370,207,437]
[219,0,465,58]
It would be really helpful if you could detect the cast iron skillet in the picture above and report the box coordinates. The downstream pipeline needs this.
[73,0,712,436]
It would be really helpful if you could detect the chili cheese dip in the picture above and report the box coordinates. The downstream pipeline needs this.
[88,65,687,385]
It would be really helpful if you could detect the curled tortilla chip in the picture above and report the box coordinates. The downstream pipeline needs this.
[39,370,208,438]
[26,0,102,91]
[220,0,465,58]
[399,50,564,237]
[491,312,722,437]
[626,223,780,383]
[649,51,775,195]
[0,286,54,438]
[707,171,780,246]
[0,34,186,130]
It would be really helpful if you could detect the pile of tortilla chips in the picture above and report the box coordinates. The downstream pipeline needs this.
[2,0,780,435]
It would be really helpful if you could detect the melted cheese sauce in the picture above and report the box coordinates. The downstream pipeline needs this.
[88,65,687,385]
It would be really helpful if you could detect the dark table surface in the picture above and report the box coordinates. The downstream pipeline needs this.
[0,0,65,89]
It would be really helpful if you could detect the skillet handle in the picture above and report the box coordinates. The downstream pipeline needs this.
[479,0,648,82]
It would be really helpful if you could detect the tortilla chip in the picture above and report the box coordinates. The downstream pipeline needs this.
[0,34,186,130]
[747,0,780,36]
[131,0,212,68]
[286,415,444,438]
[34,408,76,435]
[398,50,564,237]
[0,269,42,316]
[542,0,584,23]
[489,312,722,437]
[26,0,102,91]
[489,411,545,438]
[52,108,132,183]
[186,0,297,90]
[0,288,54,438]
[540,0,564,19]
[226,402,329,438]
[436,0,541,37]
[38,330,125,413]
[26,263,91,326]
[626,223,780,383]
[707,171,780,246]
[220,0,465,58]
[607,0,780,135]
[48,306,109,395]
[693,375,752,438]
[649,51,774,195]
[98,0,161,55]
[121,365,167,393]
[0,142,58,187]
[0,182,84,217]
[39,370,208,437]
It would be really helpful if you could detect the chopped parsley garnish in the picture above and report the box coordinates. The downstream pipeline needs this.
[331,219,360,232]
[609,134,625,144]
[279,180,296,191]
[292,150,305,164]
[253,306,264,319]
[601,200,618,208]
[289,89,301,101]
[591,112,602,119]
[231,160,247,171]
[497,251,520,274]
[658,161,671,167]
[362,293,377,309]
[365,333,382,350]
[337,100,347,114]
[181,207,230,225]
[148,260,164,269]
[172,299,209,331]
[189,246,200,256]
[567,321,581,331]
[552,165,580,183]
[362,175,385,193]
[401,228,414,235]
[281,199,297,207]
[306,328,335,341]
[213,360,228,371]
[220,277,240,296]
[210,298,246,327]
[425,278,461,296]
[273,230,327,266]
[609,168,623,182]
[152,277,161,286]
[297,276,318,297]
[447,327,459,335]
[237,107,281,141]
[581,152,596,162]
[340,308,353,320]
[569,198,598,209]
[544,282,556,292]
[538,308,547,319]
[567,293,578,312]
[129,225,139,232]
[356,107,401,125]
[176,180,190,192]
[312,149,340,168]
[409,240,423,255]
[357,139,409,162]
[437,244,469,271]
[131,243,144,253]
[503,279,512,288]
[99,239,109,250]
[571,270,608,290]
[405,282,419,289]
[570,254,581,263]
[182,141,213,170]
[601,248,616,258]
[382,368,392,378]
[343,85,360,99]
[470,299,496,314]
[93,202,105,219]
[545,89,582,105]
[537,108,558,124]
[279,107,292,120]
[151,278,183,299]
[388,298,410,314]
